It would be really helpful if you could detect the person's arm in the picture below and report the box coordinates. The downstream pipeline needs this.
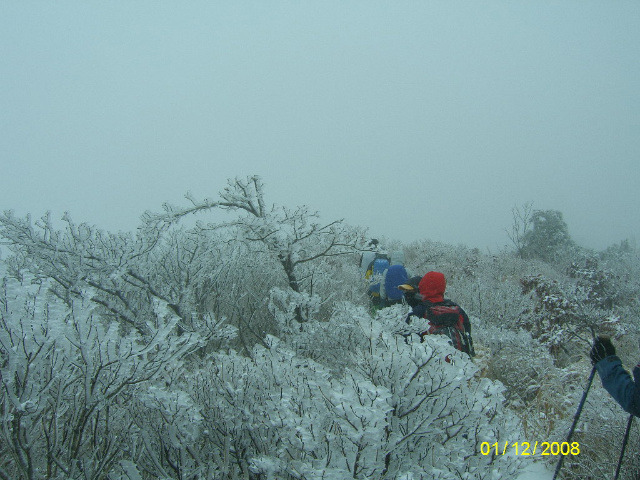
[457,306,475,356]
[596,356,640,417]
[406,303,426,323]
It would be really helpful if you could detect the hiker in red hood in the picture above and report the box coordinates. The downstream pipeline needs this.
[402,271,475,356]
[419,271,446,303]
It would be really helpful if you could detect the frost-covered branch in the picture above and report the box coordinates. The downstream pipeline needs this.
[0,275,204,480]
[138,176,366,323]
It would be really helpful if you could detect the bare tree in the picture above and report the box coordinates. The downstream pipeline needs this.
[506,202,533,258]
[142,175,366,322]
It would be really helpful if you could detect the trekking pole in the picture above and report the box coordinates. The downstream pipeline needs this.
[552,365,597,480]
[614,414,633,480]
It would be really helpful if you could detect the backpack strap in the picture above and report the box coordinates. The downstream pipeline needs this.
[425,301,461,327]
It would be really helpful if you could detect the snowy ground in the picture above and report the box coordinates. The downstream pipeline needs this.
[516,459,554,480]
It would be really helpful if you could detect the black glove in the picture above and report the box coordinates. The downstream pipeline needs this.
[590,336,616,365]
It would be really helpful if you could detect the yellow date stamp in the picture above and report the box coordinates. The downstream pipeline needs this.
[480,441,580,456]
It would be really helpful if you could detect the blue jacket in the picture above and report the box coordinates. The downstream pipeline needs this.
[595,355,640,417]
[384,264,409,301]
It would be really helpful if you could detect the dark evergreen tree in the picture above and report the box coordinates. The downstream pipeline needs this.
[520,209,574,262]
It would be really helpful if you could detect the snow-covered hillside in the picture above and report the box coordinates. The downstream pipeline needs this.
[1,178,639,479]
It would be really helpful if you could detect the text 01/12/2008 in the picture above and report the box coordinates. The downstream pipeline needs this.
[480,441,580,456]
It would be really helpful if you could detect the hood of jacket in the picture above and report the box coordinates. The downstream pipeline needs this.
[418,271,446,303]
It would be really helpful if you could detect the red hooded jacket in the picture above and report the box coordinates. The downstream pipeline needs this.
[418,271,446,303]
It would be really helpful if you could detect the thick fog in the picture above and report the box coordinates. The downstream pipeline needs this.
[1,2,639,251]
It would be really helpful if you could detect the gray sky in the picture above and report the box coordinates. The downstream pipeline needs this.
[2,2,639,251]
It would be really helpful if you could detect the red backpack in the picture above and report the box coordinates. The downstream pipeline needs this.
[421,300,475,356]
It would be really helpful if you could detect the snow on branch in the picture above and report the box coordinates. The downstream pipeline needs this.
[138,176,366,323]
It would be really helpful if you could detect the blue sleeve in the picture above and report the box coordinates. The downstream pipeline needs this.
[595,356,640,417]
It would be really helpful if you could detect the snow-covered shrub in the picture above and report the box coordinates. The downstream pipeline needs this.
[190,334,391,479]
[190,302,523,479]
[0,272,202,480]
[471,291,611,471]
[268,287,322,332]
[349,307,523,479]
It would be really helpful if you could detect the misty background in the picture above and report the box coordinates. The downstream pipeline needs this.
[1,2,639,251]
